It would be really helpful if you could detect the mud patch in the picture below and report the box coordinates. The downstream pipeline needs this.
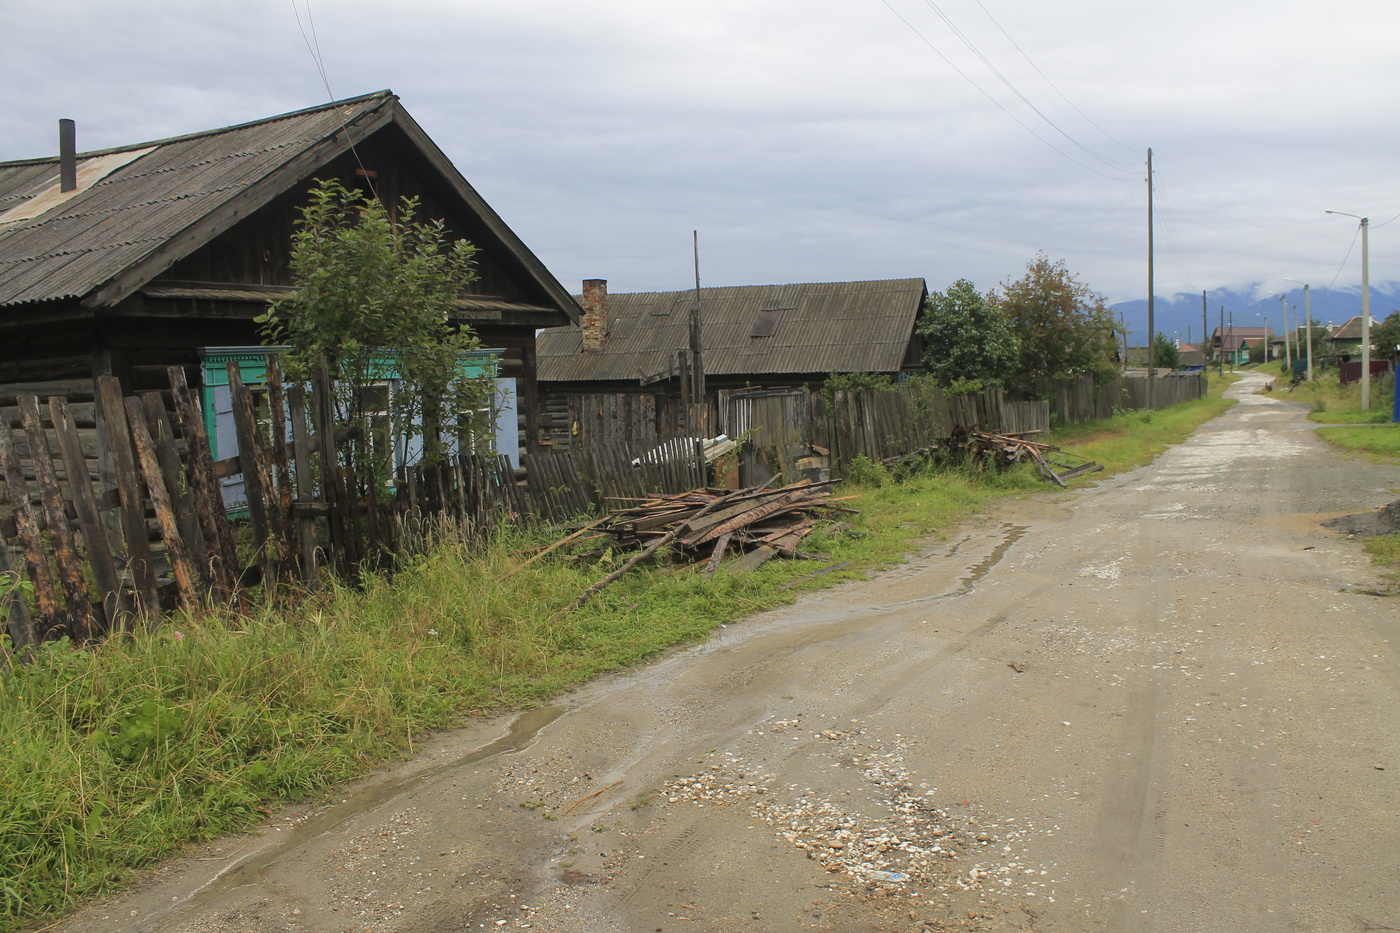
[1323,499,1400,537]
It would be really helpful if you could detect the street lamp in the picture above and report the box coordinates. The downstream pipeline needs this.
[1325,210,1371,410]
[1285,278,1313,381]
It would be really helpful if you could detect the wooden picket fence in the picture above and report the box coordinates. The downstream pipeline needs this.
[0,362,711,651]
[2,365,1210,651]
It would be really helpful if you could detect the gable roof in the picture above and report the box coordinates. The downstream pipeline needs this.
[0,91,579,321]
[1212,325,1272,352]
[537,278,928,383]
[1330,315,1373,340]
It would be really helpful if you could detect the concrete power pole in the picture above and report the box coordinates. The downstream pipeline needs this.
[1146,148,1155,405]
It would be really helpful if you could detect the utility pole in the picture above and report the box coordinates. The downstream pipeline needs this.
[690,230,705,426]
[1303,284,1313,381]
[1280,293,1291,371]
[1201,290,1208,365]
[1362,216,1371,411]
[1146,148,1155,404]
[1218,305,1225,376]
[1326,211,1371,409]
[1228,311,1234,373]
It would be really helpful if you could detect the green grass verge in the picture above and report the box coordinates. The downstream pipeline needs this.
[1290,373,1397,424]
[0,386,1238,929]
[1364,533,1400,589]
[1315,423,1400,459]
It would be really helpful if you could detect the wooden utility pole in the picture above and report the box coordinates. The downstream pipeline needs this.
[1146,148,1155,405]
[1218,305,1225,376]
[1201,290,1208,363]
[692,231,704,403]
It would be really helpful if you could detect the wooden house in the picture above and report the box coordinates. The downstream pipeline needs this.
[0,91,580,475]
[1211,326,1272,366]
[535,278,928,449]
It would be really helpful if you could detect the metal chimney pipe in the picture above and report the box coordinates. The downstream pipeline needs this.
[59,119,77,192]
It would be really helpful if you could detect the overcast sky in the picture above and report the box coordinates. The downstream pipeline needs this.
[4,0,1399,319]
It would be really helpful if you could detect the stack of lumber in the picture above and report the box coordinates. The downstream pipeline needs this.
[953,430,1102,487]
[604,479,846,571]
[534,479,855,619]
[884,429,1102,487]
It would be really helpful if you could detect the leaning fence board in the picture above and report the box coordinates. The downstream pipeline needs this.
[168,367,238,599]
[226,362,276,579]
[18,396,95,641]
[126,397,202,609]
[0,521,35,649]
[50,396,128,630]
[0,423,64,631]
[96,375,161,618]
[141,392,205,584]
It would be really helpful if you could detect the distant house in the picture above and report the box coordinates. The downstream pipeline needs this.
[0,90,579,473]
[1178,343,1206,369]
[1123,343,1204,370]
[536,278,928,449]
[1211,326,1272,365]
[1327,315,1374,357]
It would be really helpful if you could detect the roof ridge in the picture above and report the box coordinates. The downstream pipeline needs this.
[577,277,925,298]
[0,91,394,167]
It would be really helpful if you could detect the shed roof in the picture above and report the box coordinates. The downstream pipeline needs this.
[537,278,927,383]
[0,91,579,321]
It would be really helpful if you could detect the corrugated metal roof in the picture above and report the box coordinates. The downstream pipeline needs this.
[0,92,394,308]
[538,278,927,382]
[0,93,582,325]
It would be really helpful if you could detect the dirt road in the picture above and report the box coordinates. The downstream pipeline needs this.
[54,373,1400,933]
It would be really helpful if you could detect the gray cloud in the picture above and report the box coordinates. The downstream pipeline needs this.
[4,0,1398,309]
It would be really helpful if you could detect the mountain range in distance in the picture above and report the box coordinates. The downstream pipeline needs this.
[1110,285,1400,345]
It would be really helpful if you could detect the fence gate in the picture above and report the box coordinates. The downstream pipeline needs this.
[719,388,809,447]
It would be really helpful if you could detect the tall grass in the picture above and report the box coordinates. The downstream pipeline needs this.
[0,386,1242,928]
[1291,371,1396,424]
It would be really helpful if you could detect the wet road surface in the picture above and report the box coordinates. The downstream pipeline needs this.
[52,373,1400,932]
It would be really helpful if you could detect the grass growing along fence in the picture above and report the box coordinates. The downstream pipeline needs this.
[1289,370,1396,424]
[0,386,1240,929]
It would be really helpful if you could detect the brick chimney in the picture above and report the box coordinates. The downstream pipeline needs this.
[581,279,607,351]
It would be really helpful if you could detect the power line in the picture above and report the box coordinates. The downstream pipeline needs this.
[914,0,1138,171]
[877,0,1136,181]
[1150,166,1201,294]
[290,0,371,184]
[971,0,1139,155]
[1325,225,1361,291]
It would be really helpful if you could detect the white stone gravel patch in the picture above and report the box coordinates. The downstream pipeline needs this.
[661,730,1057,905]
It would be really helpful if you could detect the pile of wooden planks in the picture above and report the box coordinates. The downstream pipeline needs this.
[882,429,1102,487]
[953,430,1102,487]
[539,479,855,618]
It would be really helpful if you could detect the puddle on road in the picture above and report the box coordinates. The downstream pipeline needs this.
[175,705,564,914]
[957,523,1027,595]
[875,523,1027,611]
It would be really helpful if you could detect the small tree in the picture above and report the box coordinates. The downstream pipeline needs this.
[1152,332,1181,370]
[917,279,1019,393]
[258,179,493,496]
[994,254,1120,396]
[1371,311,1400,360]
